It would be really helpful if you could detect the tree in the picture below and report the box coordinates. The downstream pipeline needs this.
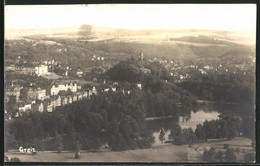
[195,124,205,141]
[184,128,196,145]
[169,125,184,145]
[225,148,237,162]
[217,121,229,138]
[202,147,216,162]
[159,128,166,144]
[75,140,81,159]
[244,153,255,163]
[55,134,63,153]
[216,151,223,162]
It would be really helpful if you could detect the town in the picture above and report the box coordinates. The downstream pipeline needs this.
[5,46,254,120]
[5,55,143,119]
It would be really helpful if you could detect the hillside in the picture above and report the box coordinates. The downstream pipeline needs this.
[5,24,255,45]
[5,37,254,71]
[106,58,171,83]
[5,24,255,72]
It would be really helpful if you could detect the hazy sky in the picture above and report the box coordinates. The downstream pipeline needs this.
[5,4,256,31]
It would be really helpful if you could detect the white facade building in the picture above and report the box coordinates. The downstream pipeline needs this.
[50,83,77,96]
[35,65,48,76]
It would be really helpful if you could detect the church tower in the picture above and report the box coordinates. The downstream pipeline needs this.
[139,52,144,61]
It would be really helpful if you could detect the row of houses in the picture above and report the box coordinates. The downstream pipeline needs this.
[7,80,143,118]
[8,82,80,102]
[14,64,49,76]
[17,89,94,115]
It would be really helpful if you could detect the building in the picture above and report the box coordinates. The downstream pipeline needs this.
[92,86,97,95]
[139,52,144,60]
[61,96,68,106]
[49,95,62,109]
[6,84,22,102]
[17,66,35,75]
[36,88,46,100]
[112,87,116,92]
[43,100,53,112]
[21,87,37,100]
[21,87,46,100]
[83,91,88,98]
[72,94,78,102]
[32,102,44,112]
[67,96,72,104]
[77,92,83,100]
[56,96,61,107]
[35,64,48,76]
[76,69,84,77]
[50,82,77,96]
[19,103,32,112]
[137,83,142,89]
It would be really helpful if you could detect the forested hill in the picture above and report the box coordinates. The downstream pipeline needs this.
[106,58,171,83]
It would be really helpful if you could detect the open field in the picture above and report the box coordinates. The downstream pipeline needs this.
[6,144,187,162]
[5,137,253,163]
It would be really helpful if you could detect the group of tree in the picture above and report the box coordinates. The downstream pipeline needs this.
[181,66,255,106]
[168,125,196,146]
[203,147,237,162]
[106,58,196,117]
[195,114,254,141]
[106,58,171,83]
[6,91,156,152]
[203,147,255,163]
[166,113,254,147]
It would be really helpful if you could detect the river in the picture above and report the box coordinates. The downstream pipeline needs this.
[146,101,254,145]
[146,106,220,145]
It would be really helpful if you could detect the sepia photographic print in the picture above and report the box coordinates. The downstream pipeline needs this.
[4,4,256,163]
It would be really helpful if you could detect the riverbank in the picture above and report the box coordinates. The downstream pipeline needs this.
[5,137,252,162]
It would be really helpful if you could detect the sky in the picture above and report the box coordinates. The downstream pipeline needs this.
[5,4,256,32]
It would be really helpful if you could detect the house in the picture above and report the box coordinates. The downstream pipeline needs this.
[50,84,60,96]
[32,102,44,112]
[137,83,142,90]
[112,87,116,92]
[77,92,83,100]
[76,69,84,77]
[46,104,53,112]
[43,100,53,112]
[72,94,78,102]
[61,96,68,106]
[50,96,58,109]
[21,87,46,101]
[67,96,72,104]
[21,87,37,100]
[35,64,48,76]
[18,103,32,112]
[18,66,35,75]
[83,91,88,98]
[36,88,46,100]
[78,94,83,100]
[6,84,22,102]
[50,82,77,96]
[56,96,61,107]
[92,86,97,95]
